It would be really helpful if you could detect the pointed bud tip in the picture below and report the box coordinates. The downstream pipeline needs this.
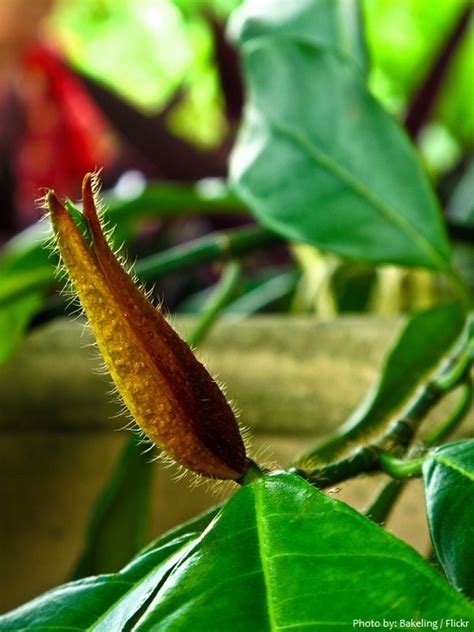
[82,172,94,194]
[46,190,68,217]
[81,172,99,225]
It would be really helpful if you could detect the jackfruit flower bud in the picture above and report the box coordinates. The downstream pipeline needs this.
[47,173,248,480]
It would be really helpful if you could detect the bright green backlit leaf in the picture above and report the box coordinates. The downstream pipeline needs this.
[1,474,472,630]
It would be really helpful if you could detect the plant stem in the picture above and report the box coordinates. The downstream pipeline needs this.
[355,322,471,456]
[105,184,247,222]
[0,226,278,308]
[365,479,405,525]
[376,450,424,479]
[305,448,379,488]
[445,267,473,307]
[382,329,473,446]
[423,380,473,447]
[237,459,266,485]
[301,342,473,488]
[365,379,472,525]
[186,260,241,348]
[135,226,279,282]
[295,312,472,469]
[434,349,471,391]
[304,447,424,489]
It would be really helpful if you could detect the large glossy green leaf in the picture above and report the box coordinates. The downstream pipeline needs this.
[71,437,154,579]
[0,534,198,631]
[297,303,466,465]
[138,504,221,557]
[0,506,218,630]
[423,439,474,600]
[2,473,472,630]
[229,2,451,270]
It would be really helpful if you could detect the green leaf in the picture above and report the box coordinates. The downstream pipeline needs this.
[230,2,451,270]
[423,439,474,599]
[0,534,198,631]
[0,293,42,365]
[2,473,472,630]
[71,436,154,579]
[228,0,367,74]
[0,507,217,631]
[297,303,466,465]
[0,222,54,307]
[138,504,221,557]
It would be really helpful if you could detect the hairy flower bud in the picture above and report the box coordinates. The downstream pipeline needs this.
[47,173,248,480]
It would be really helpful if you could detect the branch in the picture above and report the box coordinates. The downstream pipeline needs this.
[404,2,473,139]
[186,260,241,348]
[298,334,473,488]
[135,226,280,282]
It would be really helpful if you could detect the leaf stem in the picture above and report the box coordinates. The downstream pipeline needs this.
[365,379,472,526]
[433,348,471,392]
[364,479,405,525]
[445,267,473,307]
[300,342,473,488]
[378,330,471,441]
[299,315,473,471]
[423,380,473,447]
[186,260,241,348]
[0,226,279,308]
[237,458,266,485]
[135,226,279,282]
[304,446,424,489]
[376,449,424,479]
[305,447,379,488]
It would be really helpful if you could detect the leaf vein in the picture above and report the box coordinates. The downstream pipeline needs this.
[264,116,447,271]
[434,455,474,481]
[254,484,278,632]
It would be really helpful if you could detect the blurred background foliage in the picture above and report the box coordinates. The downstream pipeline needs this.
[50,0,243,148]
[0,0,473,367]
[48,0,473,311]
[49,0,473,163]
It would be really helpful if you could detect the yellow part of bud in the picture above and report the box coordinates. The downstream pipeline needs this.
[47,176,248,481]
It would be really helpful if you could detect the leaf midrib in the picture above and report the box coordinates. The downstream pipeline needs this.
[253,110,448,272]
[434,454,474,482]
[254,484,278,632]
